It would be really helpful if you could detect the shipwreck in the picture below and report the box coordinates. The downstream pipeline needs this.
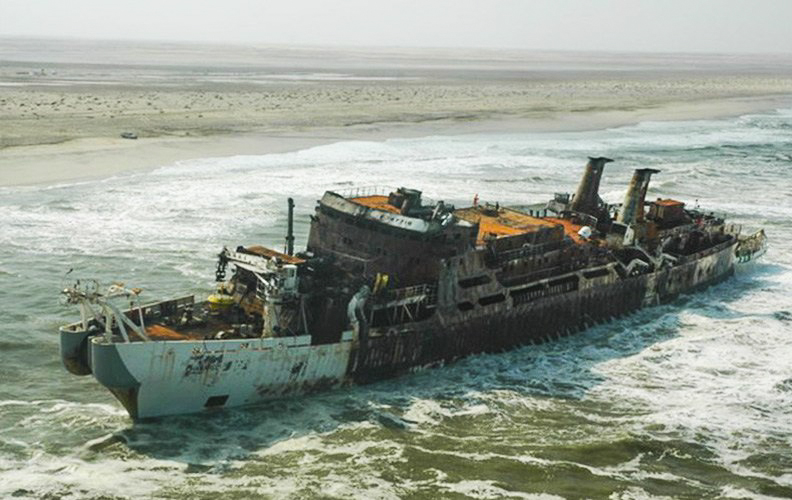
[59,157,767,419]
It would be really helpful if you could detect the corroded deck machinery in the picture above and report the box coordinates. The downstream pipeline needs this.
[59,157,767,419]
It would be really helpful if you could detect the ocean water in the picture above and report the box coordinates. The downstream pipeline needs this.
[1,109,791,499]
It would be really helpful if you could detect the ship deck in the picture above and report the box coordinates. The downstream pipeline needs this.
[349,195,402,214]
[349,195,589,245]
[542,217,587,244]
[453,206,556,245]
[244,245,305,264]
[124,305,240,342]
[138,322,228,341]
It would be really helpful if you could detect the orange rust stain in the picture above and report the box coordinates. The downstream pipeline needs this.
[653,199,685,207]
[455,206,555,245]
[143,324,203,341]
[350,195,401,214]
[544,217,587,244]
[245,245,305,264]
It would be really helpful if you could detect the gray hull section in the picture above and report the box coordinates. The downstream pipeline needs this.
[353,240,737,382]
[88,333,356,419]
[59,327,94,376]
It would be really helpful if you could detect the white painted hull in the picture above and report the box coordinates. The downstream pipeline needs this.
[89,332,356,419]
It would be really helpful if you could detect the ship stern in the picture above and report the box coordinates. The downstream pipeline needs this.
[90,338,142,420]
[59,324,96,376]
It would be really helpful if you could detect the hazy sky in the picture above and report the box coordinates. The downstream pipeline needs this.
[1,0,791,54]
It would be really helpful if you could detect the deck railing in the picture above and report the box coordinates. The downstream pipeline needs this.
[376,283,437,306]
[333,186,438,207]
[334,186,392,198]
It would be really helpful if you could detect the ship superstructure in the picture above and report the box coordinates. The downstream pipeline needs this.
[59,157,767,419]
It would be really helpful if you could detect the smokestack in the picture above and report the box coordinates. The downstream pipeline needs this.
[571,157,613,215]
[617,168,660,225]
[285,197,295,256]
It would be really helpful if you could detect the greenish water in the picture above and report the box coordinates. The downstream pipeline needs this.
[1,109,791,499]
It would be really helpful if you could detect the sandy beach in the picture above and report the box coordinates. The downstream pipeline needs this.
[2,37,792,187]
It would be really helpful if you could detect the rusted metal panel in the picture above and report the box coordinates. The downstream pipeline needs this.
[454,205,557,245]
[352,270,653,383]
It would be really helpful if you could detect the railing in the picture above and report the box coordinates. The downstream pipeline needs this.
[673,236,736,264]
[725,223,742,236]
[333,185,438,207]
[369,283,438,327]
[492,240,564,262]
[334,186,392,198]
[377,283,437,306]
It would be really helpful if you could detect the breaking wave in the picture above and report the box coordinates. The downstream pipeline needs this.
[1,108,791,498]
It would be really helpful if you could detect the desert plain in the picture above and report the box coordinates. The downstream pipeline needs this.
[2,37,792,186]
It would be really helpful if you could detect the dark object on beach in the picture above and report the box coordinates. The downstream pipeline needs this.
[58,156,767,420]
[120,132,138,140]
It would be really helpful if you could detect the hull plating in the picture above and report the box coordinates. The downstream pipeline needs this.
[72,241,738,420]
[88,333,356,419]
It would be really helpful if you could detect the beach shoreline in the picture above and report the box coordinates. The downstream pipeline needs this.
[2,93,789,188]
[4,38,792,188]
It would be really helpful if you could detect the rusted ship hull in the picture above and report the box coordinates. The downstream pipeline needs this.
[61,238,736,420]
[351,237,736,382]
[59,156,767,420]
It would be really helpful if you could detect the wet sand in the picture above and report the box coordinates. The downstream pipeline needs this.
[2,37,792,186]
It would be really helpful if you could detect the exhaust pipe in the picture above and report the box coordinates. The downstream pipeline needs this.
[617,168,660,225]
[571,157,613,215]
[285,197,295,256]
